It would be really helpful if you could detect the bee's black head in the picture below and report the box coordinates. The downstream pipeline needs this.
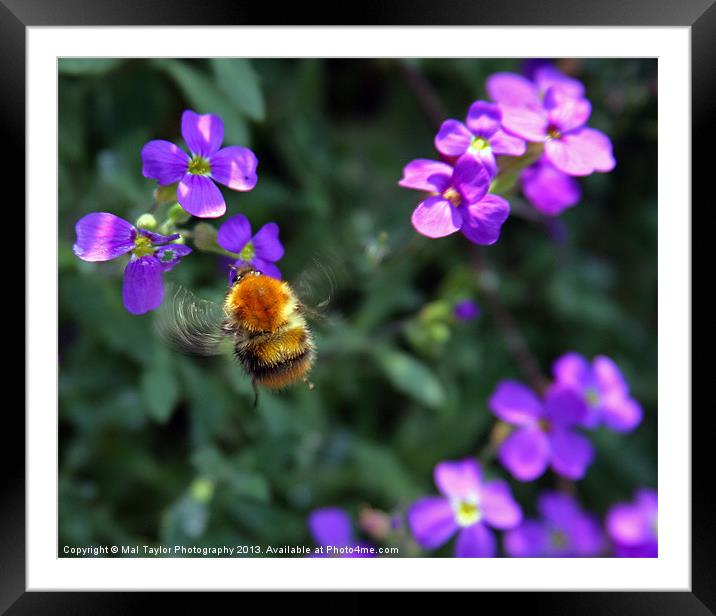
[229,264,261,286]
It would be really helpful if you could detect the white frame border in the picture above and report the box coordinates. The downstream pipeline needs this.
[28,26,690,590]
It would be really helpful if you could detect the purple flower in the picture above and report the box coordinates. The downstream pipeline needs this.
[487,67,586,110]
[504,491,604,557]
[552,352,643,432]
[434,101,526,176]
[141,109,258,218]
[498,88,615,177]
[73,212,191,315]
[520,157,581,216]
[308,508,374,557]
[453,299,481,321]
[217,214,284,280]
[606,489,657,557]
[488,380,595,481]
[486,67,614,177]
[399,156,510,245]
[407,458,522,557]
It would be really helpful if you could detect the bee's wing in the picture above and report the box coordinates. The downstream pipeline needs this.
[155,285,230,356]
[291,253,346,319]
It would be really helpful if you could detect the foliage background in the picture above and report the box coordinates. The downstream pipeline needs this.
[58,58,657,556]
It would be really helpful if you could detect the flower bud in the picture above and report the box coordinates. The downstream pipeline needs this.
[135,213,157,230]
[192,222,219,252]
[168,203,192,225]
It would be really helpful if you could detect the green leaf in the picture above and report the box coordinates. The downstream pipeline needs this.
[211,59,265,122]
[154,59,249,145]
[374,347,446,409]
[192,447,270,502]
[59,58,123,76]
[350,440,419,502]
[140,344,179,423]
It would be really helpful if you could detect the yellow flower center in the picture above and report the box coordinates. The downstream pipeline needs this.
[470,136,490,151]
[443,187,462,207]
[538,419,552,433]
[454,499,481,527]
[132,234,155,258]
[586,388,600,407]
[551,530,568,548]
[187,155,212,176]
[547,126,561,140]
[239,241,255,262]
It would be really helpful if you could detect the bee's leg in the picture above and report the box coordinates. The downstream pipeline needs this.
[303,377,315,391]
[252,379,260,408]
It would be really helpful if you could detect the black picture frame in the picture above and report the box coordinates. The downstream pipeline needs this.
[6,0,707,610]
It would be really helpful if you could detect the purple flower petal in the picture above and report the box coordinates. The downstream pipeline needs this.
[434,458,482,500]
[217,214,252,253]
[601,394,643,432]
[486,72,540,108]
[544,88,592,133]
[545,128,616,176]
[122,255,164,315]
[399,159,453,193]
[593,355,629,397]
[568,513,604,556]
[504,520,548,557]
[177,174,226,218]
[465,101,501,138]
[210,146,258,192]
[534,66,585,99]
[453,299,480,321]
[453,155,491,203]
[408,496,458,550]
[489,129,527,157]
[521,159,581,216]
[467,148,498,178]
[454,523,496,557]
[252,222,284,262]
[308,507,353,547]
[73,212,136,262]
[636,489,658,515]
[249,257,282,280]
[434,120,473,157]
[460,194,510,245]
[500,105,548,142]
[181,109,224,157]
[549,428,594,479]
[141,140,190,185]
[498,427,551,481]
[538,490,580,526]
[543,384,587,426]
[488,380,543,426]
[480,479,522,530]
[411,196,462,238]
[552,352,591,390]
[138,229,181,245]
[155,244,192,272]
[606,503,653,547]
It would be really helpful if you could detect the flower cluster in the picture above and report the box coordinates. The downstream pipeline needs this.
[487,65,615,215]
[73,110,284,315]
[399,64,616,240]
[308,352,653,559]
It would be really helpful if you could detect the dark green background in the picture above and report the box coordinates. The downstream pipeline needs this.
[58,58,657,556]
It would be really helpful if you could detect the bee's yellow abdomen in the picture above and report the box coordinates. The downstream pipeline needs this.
[224,274,296,333]
[251,325,309,367]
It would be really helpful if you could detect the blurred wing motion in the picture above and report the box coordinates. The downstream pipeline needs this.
[155,285,230,356]
[291,252,346,319]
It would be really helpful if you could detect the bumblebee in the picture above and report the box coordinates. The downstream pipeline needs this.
[158,266,316,405]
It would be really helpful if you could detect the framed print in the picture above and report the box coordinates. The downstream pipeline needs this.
[6,0,709,610]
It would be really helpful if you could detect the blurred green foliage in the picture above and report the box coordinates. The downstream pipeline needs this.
[58,58,657,556]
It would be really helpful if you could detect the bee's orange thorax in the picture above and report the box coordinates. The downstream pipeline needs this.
[225,274,294,333]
